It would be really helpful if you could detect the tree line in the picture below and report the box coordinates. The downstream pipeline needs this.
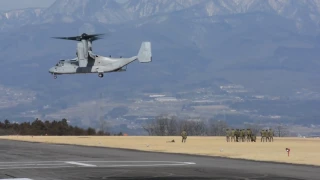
[0,118,122,136]
[0,117,290,137]
[142,115,290,137]
[142,115,228,136]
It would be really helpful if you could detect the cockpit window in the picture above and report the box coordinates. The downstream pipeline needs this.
[70,60,77,64]
[56,60,65,66]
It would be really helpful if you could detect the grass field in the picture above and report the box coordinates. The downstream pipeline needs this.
[1,136,319,166]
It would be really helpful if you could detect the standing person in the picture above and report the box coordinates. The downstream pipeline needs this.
[239,129,243,142]
[251,134,256,142]
[247,129,252,142]
[235,129,240,142]
[265,129,270,142]
[261,129,267,142]
[181,130,187,143]
[231,129,235,142]
[226,129,230,142]
[269,129,274,142]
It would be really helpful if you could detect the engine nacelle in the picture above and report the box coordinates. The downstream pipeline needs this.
[77,42,88,67]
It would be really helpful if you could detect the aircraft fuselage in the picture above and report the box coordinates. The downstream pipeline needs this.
[49,55,137,78]
[49,41,151,78]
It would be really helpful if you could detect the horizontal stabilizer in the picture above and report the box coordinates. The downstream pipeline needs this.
[137,42,152,63]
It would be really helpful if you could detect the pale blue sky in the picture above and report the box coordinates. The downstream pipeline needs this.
[0,0,55,10]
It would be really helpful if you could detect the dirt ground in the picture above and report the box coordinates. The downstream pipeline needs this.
[1,136,319,166]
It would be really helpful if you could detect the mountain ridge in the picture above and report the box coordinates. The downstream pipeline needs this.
[1,0,320,34]
[0,0,319,129]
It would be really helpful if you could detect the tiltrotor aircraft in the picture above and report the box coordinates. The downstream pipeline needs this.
[49,33,152,79]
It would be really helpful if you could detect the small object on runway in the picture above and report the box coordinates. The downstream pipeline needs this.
[285,148,290,157]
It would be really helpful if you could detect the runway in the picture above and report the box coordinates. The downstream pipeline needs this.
[0,140,319,180]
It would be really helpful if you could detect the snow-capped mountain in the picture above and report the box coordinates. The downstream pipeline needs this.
[0,0,320,125]
[1,0,319,32]
[0,8,44,30]
[181,0,320,33]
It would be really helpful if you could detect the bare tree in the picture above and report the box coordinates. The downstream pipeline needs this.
[156,116,168,136]
[193,120,207,136]
[167,116,178,135]
[209,120,228,136]
[274,124,289,137]
[99,119,110,134]
[142,116,209,136]
[178,118,208,136]
[142,115,177,136]
[178,118,187,134]
[244,123,262,135]
[142,123,155,135]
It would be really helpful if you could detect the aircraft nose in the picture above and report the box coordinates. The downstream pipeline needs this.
[49,67,55,73]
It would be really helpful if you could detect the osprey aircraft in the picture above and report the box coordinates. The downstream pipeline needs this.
[49,33,152,79]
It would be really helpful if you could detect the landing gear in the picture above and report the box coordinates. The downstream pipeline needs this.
[98,73,104,78]
[53,74,57,79]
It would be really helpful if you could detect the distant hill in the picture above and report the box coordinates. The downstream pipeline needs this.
[0,0,319,127]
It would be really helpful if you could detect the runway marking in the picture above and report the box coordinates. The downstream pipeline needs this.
[75,161,196,166]
[90,164,192,167]
[0,179,33,180]
[76,161,196,164]
[0,164,66,167]
[65,161,97,167]
[75,161,193,163]
[0,161,195,164]
[183,162,196,165]
[0,161,196,170]
[0,166,74,170]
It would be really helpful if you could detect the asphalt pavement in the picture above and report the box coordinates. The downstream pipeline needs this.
[0,139,319,180]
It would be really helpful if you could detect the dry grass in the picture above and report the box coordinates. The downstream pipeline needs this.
[1,136,319,166]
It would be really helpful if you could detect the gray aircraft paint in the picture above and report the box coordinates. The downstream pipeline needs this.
[49,33,151,78]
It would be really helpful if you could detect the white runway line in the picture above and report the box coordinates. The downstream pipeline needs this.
[0,179,32,180]
[0,161,195,170]
[65,161,97,167]
[0,166,74,170]
[77,161,196,164]
[93,163,193,167]
[183,162,196,165]
[0,161,70,164]
[0,164,66,167]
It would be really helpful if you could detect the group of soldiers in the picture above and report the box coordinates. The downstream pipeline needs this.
[179,128,274,143]
[225,129,274,142]
[225,129,256,142]
[260,129,274,142]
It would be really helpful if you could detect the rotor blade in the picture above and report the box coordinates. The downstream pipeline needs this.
[51,33,108,41]
[86,33,105,37]
[51,36,80,41]
[88,33,109,42]
[89,36,103,41]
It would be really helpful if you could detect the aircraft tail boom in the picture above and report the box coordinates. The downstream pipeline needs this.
[137,42,152,63]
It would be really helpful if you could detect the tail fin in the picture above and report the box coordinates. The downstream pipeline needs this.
[137,42,152,63]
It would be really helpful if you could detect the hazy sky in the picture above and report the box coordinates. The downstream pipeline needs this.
[0,0,55,10]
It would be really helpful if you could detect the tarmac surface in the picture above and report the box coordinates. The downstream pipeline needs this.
[0,139,319,180]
